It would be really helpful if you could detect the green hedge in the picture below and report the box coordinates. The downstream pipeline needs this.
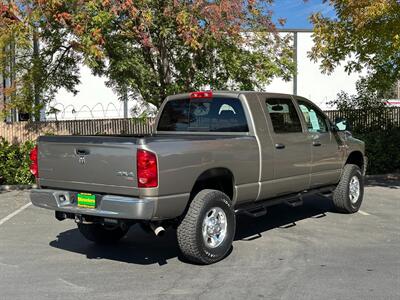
[0,139,35,185]
[353,128,400,175]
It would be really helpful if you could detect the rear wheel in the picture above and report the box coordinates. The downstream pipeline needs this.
[78,223,129,244]
[177,189,236,264]
[333,164,364,213]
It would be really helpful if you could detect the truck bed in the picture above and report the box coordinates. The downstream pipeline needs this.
[37,134,255,197]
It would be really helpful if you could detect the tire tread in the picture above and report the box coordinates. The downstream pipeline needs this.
[177,189,233,264]
[333,164,363,213]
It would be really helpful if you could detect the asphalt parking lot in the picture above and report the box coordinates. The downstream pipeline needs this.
[0,179,399,300]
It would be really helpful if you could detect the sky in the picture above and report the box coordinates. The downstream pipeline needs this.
[271,0,336,29]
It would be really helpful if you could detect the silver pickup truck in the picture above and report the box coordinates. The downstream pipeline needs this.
[30,91,366,264]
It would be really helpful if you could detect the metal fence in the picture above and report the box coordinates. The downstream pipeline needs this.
[324,107,400,131]
[1,108,400,144]
[0,118,155,144]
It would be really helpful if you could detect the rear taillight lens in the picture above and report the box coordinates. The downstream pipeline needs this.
[29,145,38,178]
[137,149,158,188]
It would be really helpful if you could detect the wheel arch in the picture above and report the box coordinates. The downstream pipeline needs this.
[345,151,365,174]
[189,167,235,201]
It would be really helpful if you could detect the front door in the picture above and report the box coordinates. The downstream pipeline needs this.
[296,98,344,187]
[259,96,312,197]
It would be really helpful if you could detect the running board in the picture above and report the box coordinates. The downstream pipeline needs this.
[285,197,303,207]
[240,206,268,218]
[235,185,336,217]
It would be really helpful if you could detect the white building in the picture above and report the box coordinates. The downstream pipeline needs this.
[45,29,364,121]
[266,30,364,108]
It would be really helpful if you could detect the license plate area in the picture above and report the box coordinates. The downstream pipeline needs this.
[77,193,96,209]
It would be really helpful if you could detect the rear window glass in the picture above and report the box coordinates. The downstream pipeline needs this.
[157,98,249,132]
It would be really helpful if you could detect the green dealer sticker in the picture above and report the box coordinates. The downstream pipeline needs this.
[77,193,96,208]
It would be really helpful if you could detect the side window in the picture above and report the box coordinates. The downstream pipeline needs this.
[298,101,328,133]
[266,98,302,133]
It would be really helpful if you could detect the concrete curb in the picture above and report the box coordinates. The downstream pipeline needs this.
[366,174,399,181]
[0,184,37,191]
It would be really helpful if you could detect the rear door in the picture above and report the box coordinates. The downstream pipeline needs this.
[295,98,343,187]
[259,96,312,196]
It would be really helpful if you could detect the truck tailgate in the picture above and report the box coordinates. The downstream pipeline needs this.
[37,136,140,196]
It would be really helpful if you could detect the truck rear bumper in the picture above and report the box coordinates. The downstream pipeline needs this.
[30,189,156,220]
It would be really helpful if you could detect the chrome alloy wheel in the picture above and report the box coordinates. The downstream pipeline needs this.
[202,207,228,248]
[349,176,360,204]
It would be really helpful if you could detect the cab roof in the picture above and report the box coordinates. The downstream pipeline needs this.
[167,91,301,101]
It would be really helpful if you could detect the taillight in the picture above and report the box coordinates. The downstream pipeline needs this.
[137,149,158,188]
[29,145,38,178]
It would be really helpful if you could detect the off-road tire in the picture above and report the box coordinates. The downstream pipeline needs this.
[177,189,236,264]
[78,223,129,244]
[333,164,364,213]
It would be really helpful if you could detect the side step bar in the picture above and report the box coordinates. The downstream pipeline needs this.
[240,206,268,218]
[285,197,303,207]
[235,185,335,217]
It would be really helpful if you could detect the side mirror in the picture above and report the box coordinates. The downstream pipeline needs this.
[330,124,339,132]
[334,117,352,132]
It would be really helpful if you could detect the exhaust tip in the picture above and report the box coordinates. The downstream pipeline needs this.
[150,223,166,237]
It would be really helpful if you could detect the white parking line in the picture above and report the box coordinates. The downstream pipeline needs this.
[358,210,371,216]
[0,202,32,226]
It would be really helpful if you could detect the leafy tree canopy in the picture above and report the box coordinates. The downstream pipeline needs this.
[0,1,81,118]
[2,0,295,115]
[310,0,400,92]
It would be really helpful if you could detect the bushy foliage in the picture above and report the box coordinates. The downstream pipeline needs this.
[0,139,35,185]
[1,0,294,114]
[354,128,400,175]
[310,0,400,92]
[328,78,392,133]
[0,2,81,119]
[330,79,400,174]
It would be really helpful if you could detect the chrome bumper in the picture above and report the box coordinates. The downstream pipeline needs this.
[30,189,156,220]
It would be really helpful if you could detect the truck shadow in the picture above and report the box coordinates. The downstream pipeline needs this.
[49,195,335,266]
[234,195,333,241]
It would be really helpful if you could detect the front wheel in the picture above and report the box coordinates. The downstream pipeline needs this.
[332,164,364,213]
[78,223,129,244]
[177,189,236,264]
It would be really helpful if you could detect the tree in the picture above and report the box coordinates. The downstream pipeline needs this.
[32,0,295,110]
[328,78,391,132]
[0,1,81,119]
[310,0,400,93]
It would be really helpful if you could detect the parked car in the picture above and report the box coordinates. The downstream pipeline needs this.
[30,91,367,264]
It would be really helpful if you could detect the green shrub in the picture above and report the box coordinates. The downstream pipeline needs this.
[329,78,400,175]
[0,139,35,185]
[354,128,400,175]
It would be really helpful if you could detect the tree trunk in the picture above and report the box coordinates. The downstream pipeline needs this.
[32,27,40,121]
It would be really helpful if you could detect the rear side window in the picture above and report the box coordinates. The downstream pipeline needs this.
[266,98,302,133]
[157,98,249,132]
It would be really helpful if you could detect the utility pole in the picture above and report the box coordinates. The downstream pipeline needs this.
[293,31,298,96]
[123,87,128,118]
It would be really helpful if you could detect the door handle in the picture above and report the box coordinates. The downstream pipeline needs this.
[313,141,322,147]
[275,143,286,149]
[76,149,90,155]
